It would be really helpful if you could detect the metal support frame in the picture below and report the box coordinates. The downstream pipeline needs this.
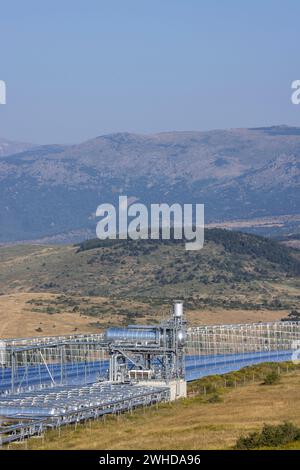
[1,305,300,445]
[106,302,186,383]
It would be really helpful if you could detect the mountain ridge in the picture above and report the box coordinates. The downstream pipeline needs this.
[0,126,299,242]
[0,137,36,158]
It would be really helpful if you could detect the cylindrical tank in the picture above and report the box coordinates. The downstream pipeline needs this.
[174,302,183,317]
[105,327,157,343]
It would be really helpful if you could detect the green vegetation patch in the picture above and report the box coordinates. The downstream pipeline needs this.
[236,422,300,449]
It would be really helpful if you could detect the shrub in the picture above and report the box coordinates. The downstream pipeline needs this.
[262,370,280,385]
[206,392,222,403]
[236,422,300,449]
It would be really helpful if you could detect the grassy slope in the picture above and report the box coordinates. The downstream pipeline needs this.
[0,230,299,336]
[18,367,300,450]
[0,230,299,305]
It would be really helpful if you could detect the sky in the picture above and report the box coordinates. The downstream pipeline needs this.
[0,0,300,144]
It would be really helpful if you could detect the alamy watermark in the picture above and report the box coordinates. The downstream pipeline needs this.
[291,80,300,104]
[0,80,6,104]
[95,196,204,251]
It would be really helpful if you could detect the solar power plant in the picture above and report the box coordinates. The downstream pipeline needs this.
[0,383,169,444]
[1,313,300,445]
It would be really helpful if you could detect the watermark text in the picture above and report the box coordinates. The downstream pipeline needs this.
[0,80,6,104]
[96,196,204,251]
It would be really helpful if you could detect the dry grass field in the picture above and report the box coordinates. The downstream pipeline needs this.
[0,293,94,338]
[10,369,300,451]
[0,292,290,338]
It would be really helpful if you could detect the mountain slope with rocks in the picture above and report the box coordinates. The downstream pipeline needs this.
[0,126,299,242]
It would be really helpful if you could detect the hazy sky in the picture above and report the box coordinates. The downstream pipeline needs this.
[1,0,300,144]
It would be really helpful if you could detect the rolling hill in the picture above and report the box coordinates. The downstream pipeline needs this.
[0,229,299,336]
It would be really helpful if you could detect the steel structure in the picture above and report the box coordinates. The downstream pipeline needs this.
[2,319,299,393]
[106,302,186,382]
[187,322,300,355]
[0,383,169,445]
[1,304,300,445]
[185,321,300,380]
[0,334,108,395]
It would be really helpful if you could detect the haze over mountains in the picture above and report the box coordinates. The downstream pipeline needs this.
[0,137,35,158]
[0,125,300,243]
